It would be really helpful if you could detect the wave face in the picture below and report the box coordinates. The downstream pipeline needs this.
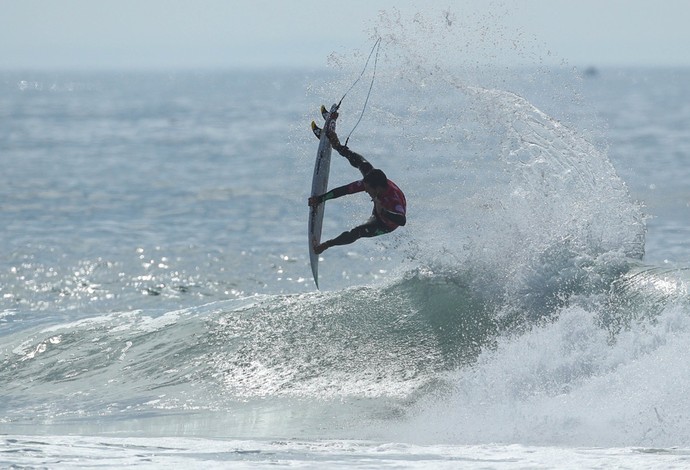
[0,270,491,413]
[3,261,690,443]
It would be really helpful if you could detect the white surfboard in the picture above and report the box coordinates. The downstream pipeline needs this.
[308,103,338,288]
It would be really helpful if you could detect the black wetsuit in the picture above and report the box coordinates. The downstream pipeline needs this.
[319,133,407,248]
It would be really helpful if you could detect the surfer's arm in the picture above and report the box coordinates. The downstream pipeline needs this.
[308,181,365,206]
[327,130,374,176]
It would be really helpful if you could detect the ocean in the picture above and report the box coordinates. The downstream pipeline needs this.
[3,27,690,470]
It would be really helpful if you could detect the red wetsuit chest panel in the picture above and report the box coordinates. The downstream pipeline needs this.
[344,180,406,229]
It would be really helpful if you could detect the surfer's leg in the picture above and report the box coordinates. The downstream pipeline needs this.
[316,218,390,253]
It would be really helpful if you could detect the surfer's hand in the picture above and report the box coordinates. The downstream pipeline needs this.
[330,111,339,121]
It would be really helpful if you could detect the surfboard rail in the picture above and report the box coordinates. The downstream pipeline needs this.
[308,103,339,288]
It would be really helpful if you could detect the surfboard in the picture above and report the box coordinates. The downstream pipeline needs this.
[308,103,339,288]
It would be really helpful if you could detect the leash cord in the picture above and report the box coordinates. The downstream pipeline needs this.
[335,37,382,146]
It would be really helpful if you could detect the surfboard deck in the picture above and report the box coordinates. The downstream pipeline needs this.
[308,103,339,289]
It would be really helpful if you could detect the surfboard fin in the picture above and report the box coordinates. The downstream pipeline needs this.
[320,105,329,120]
[311,121,321,139]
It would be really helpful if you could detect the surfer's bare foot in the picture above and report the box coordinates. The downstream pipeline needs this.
[314,242,328,255]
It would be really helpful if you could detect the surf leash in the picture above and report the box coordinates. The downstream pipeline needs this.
[335,37,382,147]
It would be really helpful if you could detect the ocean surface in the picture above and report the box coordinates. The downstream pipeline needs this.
[3,23,690,470]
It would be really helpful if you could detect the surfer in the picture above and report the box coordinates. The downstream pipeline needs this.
[308,111,406,254]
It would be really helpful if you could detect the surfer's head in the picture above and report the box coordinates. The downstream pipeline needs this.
[363,169,388,197]
[364,169,387,188]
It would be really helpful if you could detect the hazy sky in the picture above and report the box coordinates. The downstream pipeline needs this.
[1,0,689,69]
